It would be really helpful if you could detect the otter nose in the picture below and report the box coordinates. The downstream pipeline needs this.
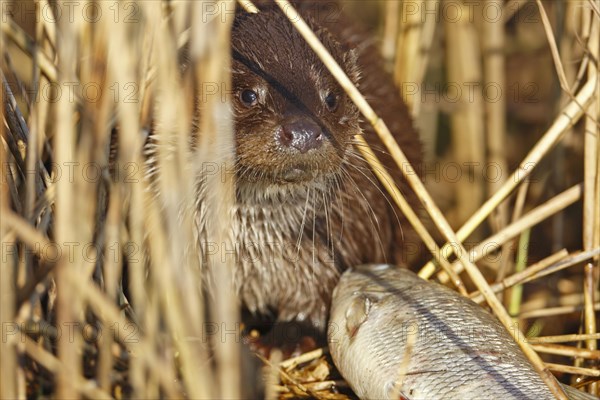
[279,118,323,153]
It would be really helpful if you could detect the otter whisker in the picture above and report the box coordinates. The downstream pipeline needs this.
[338,165,388,262]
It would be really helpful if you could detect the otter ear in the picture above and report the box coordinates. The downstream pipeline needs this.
[343,48,361,87]
[309,22,362,87]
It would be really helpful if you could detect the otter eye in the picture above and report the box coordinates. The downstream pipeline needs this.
[324,91,338,111]
[240,89,258,107]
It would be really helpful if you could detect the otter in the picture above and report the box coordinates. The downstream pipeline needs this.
[224,5,422,328]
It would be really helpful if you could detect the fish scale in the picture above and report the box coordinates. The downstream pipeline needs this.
[328,264,598,400]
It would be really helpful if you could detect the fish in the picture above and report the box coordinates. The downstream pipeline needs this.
[328,264,598,400]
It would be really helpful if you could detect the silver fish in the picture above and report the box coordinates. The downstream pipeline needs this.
[328,264,598,400]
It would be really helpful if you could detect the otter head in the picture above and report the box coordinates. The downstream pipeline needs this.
[231,9,361,196]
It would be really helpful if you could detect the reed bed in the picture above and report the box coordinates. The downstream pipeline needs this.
[1,0,599,399]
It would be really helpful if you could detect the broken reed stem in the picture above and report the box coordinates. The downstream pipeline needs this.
[419,76,598,280]
[273,1,567,397]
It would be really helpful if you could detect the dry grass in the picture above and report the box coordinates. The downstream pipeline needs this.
[1,0,599,399]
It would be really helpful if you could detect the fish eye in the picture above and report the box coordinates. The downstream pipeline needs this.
[324,91,338,111]
[240,89,258,107]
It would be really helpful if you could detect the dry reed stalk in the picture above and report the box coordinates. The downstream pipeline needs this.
[582,0,600,395]
[393,0,422,106]
[394,0,438,117]
[0,37,17,398]
[517,303,600,320]
[531,333,600,344]
[520,288,600,313]
[53,8,84,398]
[482,0,511,287]
[24,8,41,227]
[280,348,325,370]
[190,0,240,396]
[547,363,600,378]
[273,1,568,397]
[38,0,57,51]
[98,3,153,396]
[265,349,284,400]
[239,0,259,13]
[381,0,400,67]
[445,1,485,227]
[136,2,215,397]
[392,0,425,89]
[530,343,600,360]
[97,183,120,393]
[558,2,579,108]
[536,1,570,263]
[402,0,439,152]
[413,0,438,116]
[535,0,578,98]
